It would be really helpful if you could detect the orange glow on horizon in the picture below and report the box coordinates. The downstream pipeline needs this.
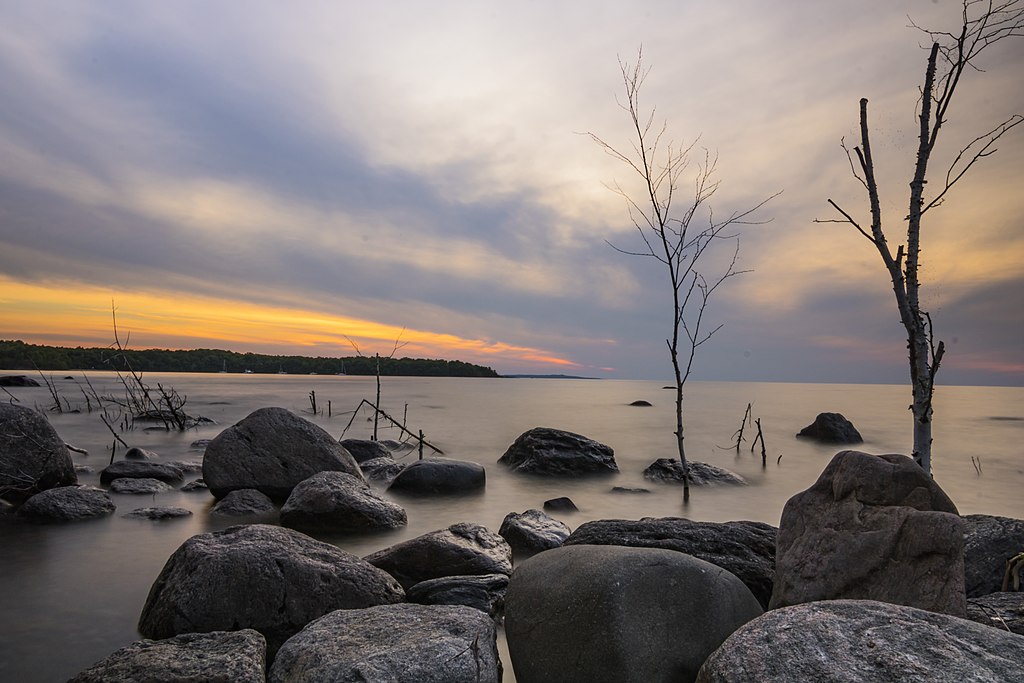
[0,278,580,370]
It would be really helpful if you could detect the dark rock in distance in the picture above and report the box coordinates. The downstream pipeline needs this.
[100,461,184,485]
[498,427,617,476]
[499,509,571,556]
[280,471,406,532]
[16,485,115,522]
[388,458,486,495]
[962,513,1024,597]
[109,478,172,495]
[543,496,578,512]
[407,574,509,618]
[796,412,863,443]
[68,629,267,683]
[610,486,652,494]
[123,507,193,521]
[643,458,746,486]
[210,489,276,516]
[340,438,391,463]
[629,400,653,407]
[0,403,77,503]
[0,375,41,387]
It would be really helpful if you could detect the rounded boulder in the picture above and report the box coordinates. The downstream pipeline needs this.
[280,471,407,532]
[388,458,486,495]
[0,403,77,503]
[498,427,618,476]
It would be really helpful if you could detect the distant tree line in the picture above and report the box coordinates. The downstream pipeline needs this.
[0,340,500,378]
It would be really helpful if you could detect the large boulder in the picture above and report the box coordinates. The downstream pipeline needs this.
[770,450,966,615]
[210,489,276,517]
[69,629,266,683]
[499,509,571,556]
[16,485,115,522]
[696,599,1024,682]
[965,591,1024,636]
[268,604,501,683]
[565,518,777,609]
[963,514,1024,597]
[202,407,362,501]
[339,438,392,463]
[642,458,746,486]
[407,574,509,617]
[796,412,863,443]
[100,461,184,485]
[280,471,406,532]
[138,524,405,656]
[498,427,617,475]
[505,545,762,683]
[365,522,512,590]
[0,403,76,503]
[388,458,486,495]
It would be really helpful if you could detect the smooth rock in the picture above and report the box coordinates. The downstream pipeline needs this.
[388,458,486,495]
[16,485,115,522]
[499,509,571,556]
[566,518,777,609]
[125,447,159,460]
[498,427,618,475]
[696,599,1024,682]
[365,522,512,590]
[796,411,863,443]
[210,489,276,516]
[629,400,653,406]
[543,496,578,512]
[407,574,509,617]
[202,407,362,501]
[0,403,77,503]
[124,507,193,520]
[68,629,266,683]
[339,438,391,463]
[138,524,405,656]
[269,604,501,683]
[280,471,406,532]
[770,450,966,615]
[963,513,1024,597]
[109,478,172,495]
[360,456,406,482]
[180,478,208,492]
[100,461,184,485]
[643,458,746,485]
[965,591,1024,635]
[506,545,763,683]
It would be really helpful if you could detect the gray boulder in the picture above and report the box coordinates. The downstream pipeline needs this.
[280,471,406,532]
[339,438,391,463]
[16,485,115,522]
[181,479,208,492]
[963,514,1024,597]
[269,604,501,683]
[407,574,509,617]
[210,488,276,516]
[388,458,486,495]
[543,496,578,512]
[365,522,512,590]
[966,592,1024,636]
[565,518,777,609]
[771,450,966,615]
[643,458,746,485]
[499,509,571,556]
[69,629,266,683]
[360,456,406,482]
[100,461,184,485]
[696,599,1024,682]
[0,375,41,387]
[138,524,405,656]
[109,478,173,495]
[124,507,193,521]
[125,447,159,460]
[0,403,76,503]
[505,545,762,683]
[202,407,362,501]
[796,411,863,443]
[498,427,618,475]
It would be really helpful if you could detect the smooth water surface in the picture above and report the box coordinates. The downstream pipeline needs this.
[1,373,1021,681]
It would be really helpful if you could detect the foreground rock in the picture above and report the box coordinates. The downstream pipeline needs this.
[499,509,571,556]
[339,438,392,463]
[643,458,746,486]
[388,458,486,495]
[566,518,777,609]
[269,604,501,683]
[69,629,266,683]
[100,461,184,486]
[506,545,762,683]
[139,524,405,655]
[696,599,1024,682]
[771,450,966,615]
[498,427,618,475]
[365,522,512,590]
[963,513,1024,597]
[202,407,362,501]
[966,592,1024,635]
[280,471,406,532]
[0,403,77,503]
[16,485,115,522]
[407,574,509,617]
[796,412,863,443]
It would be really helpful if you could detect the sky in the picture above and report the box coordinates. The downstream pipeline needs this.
[1,1,1022,385]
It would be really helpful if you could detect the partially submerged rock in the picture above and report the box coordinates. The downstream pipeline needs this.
[0,403,77,503]
[100,461,184,485]
[360,456,406,482]
[499,509,571,556]
[109,478,173,495]
[280,471,406,532]
[498,427,617,475]
[642,458,745,486]
[543,496,578,512]
[796,412,863,443]
[16,485,115,522]
[340,438,392,463]
[210,489,276,516]
[388,458,486,495]
[0,375,41,387]
[123,507,193,521]
[125,447,159,460]
[407,574,509,618]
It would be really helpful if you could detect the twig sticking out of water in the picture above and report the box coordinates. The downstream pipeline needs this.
[971,456,983,476]
[751,417,768,468]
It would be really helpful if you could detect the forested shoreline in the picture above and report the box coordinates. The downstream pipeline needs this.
[0,340,499,377]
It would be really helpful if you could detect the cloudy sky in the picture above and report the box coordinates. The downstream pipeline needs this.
[1,1,1021,385]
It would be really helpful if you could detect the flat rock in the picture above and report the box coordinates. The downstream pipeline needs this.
[0,403,77,503]
[165,460,203,473]
[180,478,208,492]
[407,574,509,618]
[100,461,184,485]
[796,411,863,443]
[124,507,193,521]
[696,599,1024,682]
[109,478,173,495]
[963,514,1024,597]
[210,489,276,516]
[339,438,392,463]
[642,458,746,485]
[69,629,266,683]
[365,522,512,590]
[499,509,571,556]
[280,471,406,532]
[966,591,1024,636]
[565,518,777,609]
[269,604,501,683]
[498,427,618,476]
[16,485,115,522]
[387,458,486,495]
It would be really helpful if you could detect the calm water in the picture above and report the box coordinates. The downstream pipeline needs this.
[1,373,1021,681]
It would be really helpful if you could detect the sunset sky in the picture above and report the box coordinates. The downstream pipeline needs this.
[1,1,1022,385]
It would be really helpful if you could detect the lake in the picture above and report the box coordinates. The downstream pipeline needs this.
[1,372,1021,681]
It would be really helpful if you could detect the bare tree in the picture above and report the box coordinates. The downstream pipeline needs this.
[819,1,1024,475]
[344,330,408,441]
[590,50,776,501]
